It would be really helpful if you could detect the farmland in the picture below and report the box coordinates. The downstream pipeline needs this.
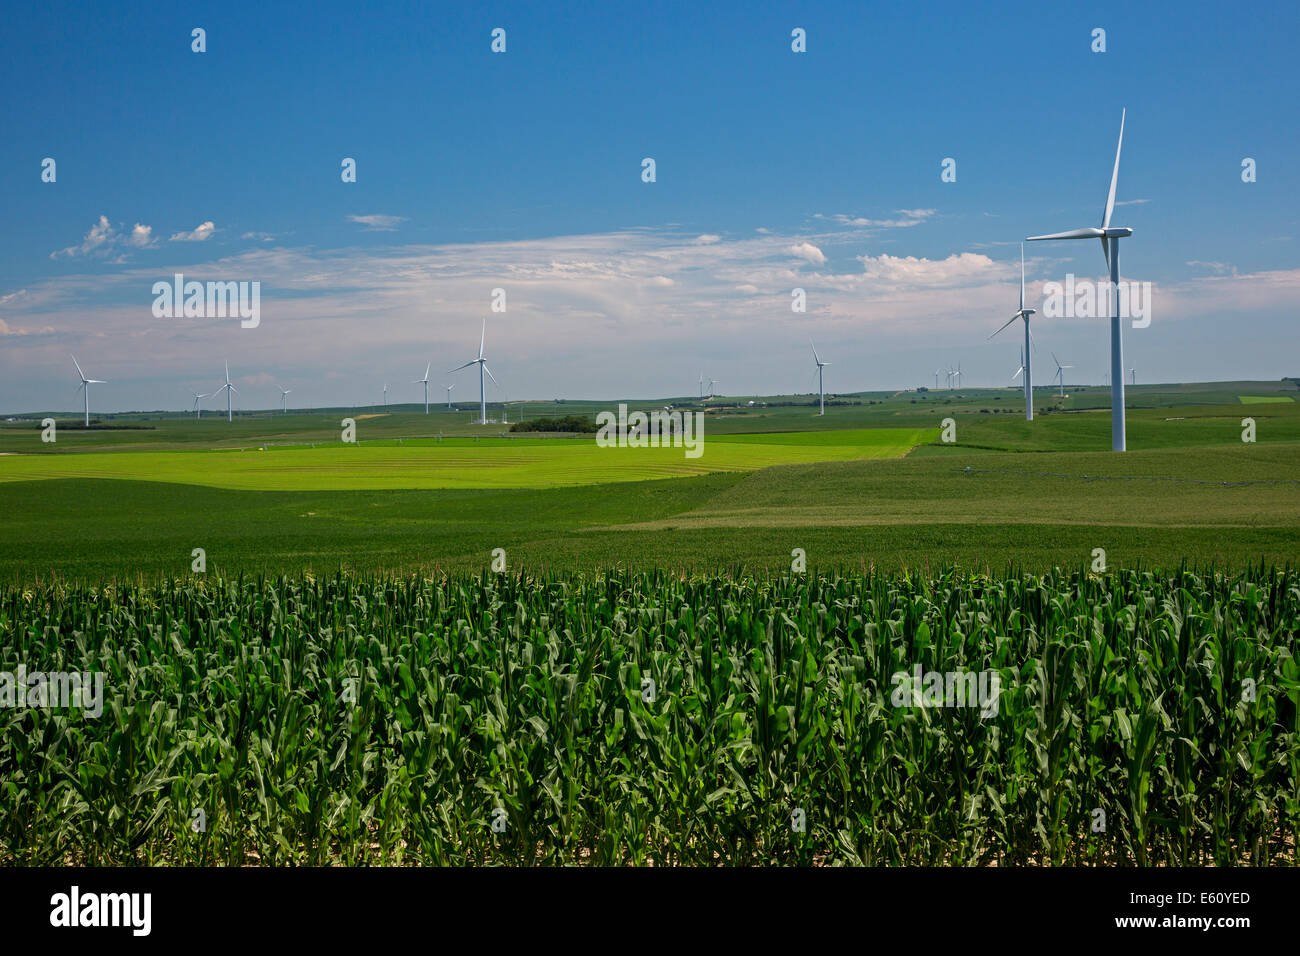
[1,381,1298,866]
[1,568,1295,865]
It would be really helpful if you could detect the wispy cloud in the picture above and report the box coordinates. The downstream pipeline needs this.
[347,214,407,231]
[170,221,216,242]
[790,242,826,265]
[50,215,118,259]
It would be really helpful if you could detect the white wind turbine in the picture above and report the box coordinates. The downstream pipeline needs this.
[71,356,105,427]
[445,383,455,408]
[413,363,431,414]
[383,383,388,408]
[278,385,291,413]
[1027,108,1133,451]
[934,369,942,389]
[1011,348,1025,385]
[448,319,499,425]
[191,390,208,419]
[811,340,830,415]
[1052,353,1072,397]
[214,361,238,422]
[989,243,1037,421]
[706,378,719,399]
[1129,367,1136,386]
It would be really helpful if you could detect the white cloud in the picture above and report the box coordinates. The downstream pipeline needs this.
[347,214,407,231]
[170,221,216,242]
[1186,260,1238,276]
[242,232,275,242]
[695,234,721,244]
[790,242,826,265]
[51,215,116,258]
[129,223,154,247]
[817,209,936,230]
[856,251,997,286]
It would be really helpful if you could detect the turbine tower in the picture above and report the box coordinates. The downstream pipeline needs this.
[990,243,1037,421]
[445,383,455,408]
[1028,108,1132,451]
[1129,367,1136,386]
[71,356,105,427]
[811,340,830,415]
[278,385,291,413]
[1052,352,1073,397]
[449,319,499,425]
[191,390,207,420]
[215,361,238,422]
[413,363,431,414]
[383,383,388,408]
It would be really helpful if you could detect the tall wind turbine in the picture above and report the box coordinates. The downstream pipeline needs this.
[71,356,105,427]
[448,320,499,425]
[1052,352,1073,397]
[215,361,237,422]
[1027,108,1132,451]
[445,383,455,408]
[191,390,207,419]
[413,363,431,414]
[811,340,830,415]
[278,385,291,413]
[989,244,1037,421]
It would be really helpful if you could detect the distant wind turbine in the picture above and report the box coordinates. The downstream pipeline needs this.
[278,385,291,413]
[1027,108,1132,451]
[1052,353,1073,397]
[71,356,105,427]
[934,369,942,389]
[215,361,238,422]
[1011,348,1025,385]
[1129,367,1136,386]
[383,383,388,408]
[191,390,207,420]
[445,383,455,408]
[413,363,431,414]
[811,340,830,415]
[990,243,1037,421]
[448,319,499,425]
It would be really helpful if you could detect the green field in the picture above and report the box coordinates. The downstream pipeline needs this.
[2,380,1298,580]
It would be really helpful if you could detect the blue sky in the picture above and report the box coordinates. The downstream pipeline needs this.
[1,0,1296,412]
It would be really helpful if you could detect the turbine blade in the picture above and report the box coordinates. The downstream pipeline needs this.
[810,339,821,365]
[479,320,486,360]
[1026,228,1105,241]
[1102,108,1125,230]
[71,355,85,380]
[988,314,1020,339]
[1019,242,1026,311]
[482,364,499,387]
[1101,236,1111,272]
[424,362,431,381]
[448,360,477,374]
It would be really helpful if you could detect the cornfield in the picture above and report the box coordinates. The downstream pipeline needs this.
[1,567,1297,866]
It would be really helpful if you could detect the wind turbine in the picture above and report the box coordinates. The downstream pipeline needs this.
[699,373,704,400]
[413,363,431,413]
[934,369,943,389]
[1011,348,1025,385]
[989,243,1037,421]
[71,356,105,427]
[1052,352,1073,397]
[811,340,830,415]
[1129,367,1136,386]
[383,383,388,408]
[706,378,719,400]
[448,319,499,425]
[191,390,207,419]
[215,361,237,422]
[445,383,455,408]
[1027,108,1132,451]
[952,363,962,389]
[278,385,291,413]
